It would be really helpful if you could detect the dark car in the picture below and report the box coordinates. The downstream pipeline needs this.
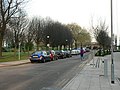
[48,50,58,61]
[64,50,72,58]
[55,50,66,59]
[29,51,51,63]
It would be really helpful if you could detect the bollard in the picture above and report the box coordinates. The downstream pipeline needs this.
[104,59,108,77]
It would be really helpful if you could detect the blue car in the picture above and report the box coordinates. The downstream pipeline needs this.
[29,51,51,63]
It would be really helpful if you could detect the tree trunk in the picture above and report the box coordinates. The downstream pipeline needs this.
[52,47,54,50]
[64,45,66,50]
[69,44,70,50]
[60,45,62,50]
[14,46,17,56]
[0,37,3,57]
[36,42,40,51]
[27,46,30,56]
[75,40,77,49]
[0,24,6,57]
[57,46,59,50]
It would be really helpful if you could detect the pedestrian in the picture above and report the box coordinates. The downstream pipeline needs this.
[80,47,84,60]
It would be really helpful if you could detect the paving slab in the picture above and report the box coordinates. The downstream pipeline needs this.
[62,52,120,90]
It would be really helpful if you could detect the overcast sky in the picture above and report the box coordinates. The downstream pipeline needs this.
[25,0,120,37]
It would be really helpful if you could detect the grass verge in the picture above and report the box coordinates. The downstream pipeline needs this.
[0,51,32,62]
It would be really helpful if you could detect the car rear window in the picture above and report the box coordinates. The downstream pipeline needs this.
[34,51,43,54]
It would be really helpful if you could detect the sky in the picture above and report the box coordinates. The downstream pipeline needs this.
[25,0,120,42]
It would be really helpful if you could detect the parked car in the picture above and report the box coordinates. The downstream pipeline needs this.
[49,50,58,61]
[71,49,80,55]
[55,50,66,59]
[29,51,51,63]
[64,50,72,58]
[85,48,90,52]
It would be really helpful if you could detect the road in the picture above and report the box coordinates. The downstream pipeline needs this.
[0,52,93,90]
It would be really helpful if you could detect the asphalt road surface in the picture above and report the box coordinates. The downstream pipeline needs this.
[0,52,92,90]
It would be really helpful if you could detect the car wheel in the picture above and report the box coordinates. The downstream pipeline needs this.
[56,57,58,60]
[38,60,41,63]
[51,58,53,61]
[31,61,34,63]
[42,58,45,63]
[53,57,55,61]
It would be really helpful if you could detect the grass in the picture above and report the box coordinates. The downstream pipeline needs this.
[0,51,33,62]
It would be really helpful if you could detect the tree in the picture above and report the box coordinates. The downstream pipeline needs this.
[67,23,82,48]
[9,9,28,56]
[43,21,73,50]
[78,28,91,46]
[31,17,45,50]
[67,23,91,48]
[25,19,36,53]
[0,0,25,57]
[96,30,110,49]
[3,28,13,48]
[93,21,111,49]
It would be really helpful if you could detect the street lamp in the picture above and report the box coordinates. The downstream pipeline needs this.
[47,35,50,50]
[110,0,115,84]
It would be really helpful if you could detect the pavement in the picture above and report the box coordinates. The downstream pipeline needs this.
[0,52,120,90]
[0,59,30,67]
[62,52,120,90]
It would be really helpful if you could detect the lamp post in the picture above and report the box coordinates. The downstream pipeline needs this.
[47,35,50,50]
[110,0,115,84]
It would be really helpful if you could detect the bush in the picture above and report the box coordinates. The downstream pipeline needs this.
[95,49,111,56]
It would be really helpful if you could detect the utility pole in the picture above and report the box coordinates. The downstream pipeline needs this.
[110,0,115,84]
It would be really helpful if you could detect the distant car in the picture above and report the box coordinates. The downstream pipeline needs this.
[64,50,72,58]
[71,49,80,55]
[55,50,66,59]
[29,51,51,63]
[49,50,58,61]
[85,48,90,52]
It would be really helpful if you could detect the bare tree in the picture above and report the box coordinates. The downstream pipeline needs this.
[25,19,37,54]
[29,17,45,51]
[3,27,13,49]
[0,0,25,57]
[9,9,28,56]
